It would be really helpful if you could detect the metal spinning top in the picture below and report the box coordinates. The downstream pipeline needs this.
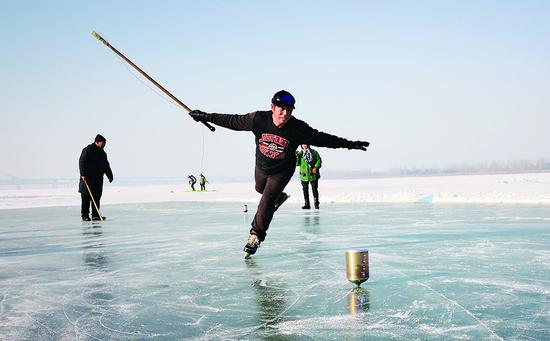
[345,249,369,286]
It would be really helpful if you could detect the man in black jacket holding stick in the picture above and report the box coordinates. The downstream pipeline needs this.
[79,134,113,221]
[189,90,369,258]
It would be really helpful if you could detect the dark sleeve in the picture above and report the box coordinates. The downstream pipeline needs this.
[315,150,322,168]
[295,151,301,166]
[205,112,255,131]
[105,159,113,182]
[298,121,353,149]
[79,147,88,176]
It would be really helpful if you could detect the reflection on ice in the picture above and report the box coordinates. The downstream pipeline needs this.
[246,259,290,328]
[303,211,320,229]
[82,226,110,271]
[348,287,370,314]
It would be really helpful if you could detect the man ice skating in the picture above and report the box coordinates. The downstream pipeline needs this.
[79,134,113,221]
[188,90,369,257]
[296,144,322,209]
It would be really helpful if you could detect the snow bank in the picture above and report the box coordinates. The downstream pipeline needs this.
[1,172,550,210]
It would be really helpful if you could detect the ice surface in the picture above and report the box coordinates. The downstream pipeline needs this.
[1,202,549,340]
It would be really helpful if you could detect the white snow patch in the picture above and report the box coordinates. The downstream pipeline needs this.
[2,172,550,209]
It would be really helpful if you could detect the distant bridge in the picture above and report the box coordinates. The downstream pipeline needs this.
[0,175,192,190]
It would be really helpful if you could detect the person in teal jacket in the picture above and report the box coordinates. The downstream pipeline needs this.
[296,144,322,209]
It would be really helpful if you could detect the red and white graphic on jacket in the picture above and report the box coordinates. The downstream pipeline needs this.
[259,133,289,159]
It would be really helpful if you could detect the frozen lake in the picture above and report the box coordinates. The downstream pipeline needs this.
[1,202,549,340]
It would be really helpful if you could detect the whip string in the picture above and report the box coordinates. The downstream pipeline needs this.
[99,31,208,178]
[111,51,180,109]
[201,124,206,173]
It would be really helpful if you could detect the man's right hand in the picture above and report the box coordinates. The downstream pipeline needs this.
[189,110,208,122]
[81,176,86,180]
[348,140,370,151]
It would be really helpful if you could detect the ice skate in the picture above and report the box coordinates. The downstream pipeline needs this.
[274,192,289,211]
[243,234,261,259]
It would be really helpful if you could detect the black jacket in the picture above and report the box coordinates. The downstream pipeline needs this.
[205,110,354,174]
[79,143,113,192]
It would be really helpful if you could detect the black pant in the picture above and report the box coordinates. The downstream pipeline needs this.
[251,166,294,241]
[301,180,319,206]
[200,183,205,191]
[80,179,103,218]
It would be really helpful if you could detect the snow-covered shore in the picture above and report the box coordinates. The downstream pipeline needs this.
[1,172,550,210]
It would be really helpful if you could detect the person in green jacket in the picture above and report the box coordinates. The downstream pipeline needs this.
[296,144,322,209]
[199,173,209,191]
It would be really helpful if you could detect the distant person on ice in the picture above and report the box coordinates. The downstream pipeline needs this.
[79,134,113,221]
[296,144,322,209]
[199,173,209,191]
[189,90,369,257]
[188,175,197,191]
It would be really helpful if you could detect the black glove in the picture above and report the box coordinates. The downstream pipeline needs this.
[109,177,113,183]
[188,110,208,122]
[348,140,370,151]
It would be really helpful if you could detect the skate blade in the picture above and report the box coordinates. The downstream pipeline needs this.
[274,194,290,211]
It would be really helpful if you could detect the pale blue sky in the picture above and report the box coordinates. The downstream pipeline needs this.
[1,1,549,179]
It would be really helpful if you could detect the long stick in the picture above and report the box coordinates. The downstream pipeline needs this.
[91,31,215,132]
[82,178,103,222]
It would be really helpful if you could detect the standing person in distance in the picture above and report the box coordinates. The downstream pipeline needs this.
[188,90,370,258]
[296,144,322,209]
[199,173,209,191]
[79,134,113,221]
[188,175,197,191]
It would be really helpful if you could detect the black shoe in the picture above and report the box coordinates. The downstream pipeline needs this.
[82,216,91,221]
[302,204,311,209]
[244,234,261,258]
[274,192,289,211]
[314,203,319,209]
[92,216,106,221]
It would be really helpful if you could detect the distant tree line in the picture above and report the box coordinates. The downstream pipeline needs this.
[322,158,550,179]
